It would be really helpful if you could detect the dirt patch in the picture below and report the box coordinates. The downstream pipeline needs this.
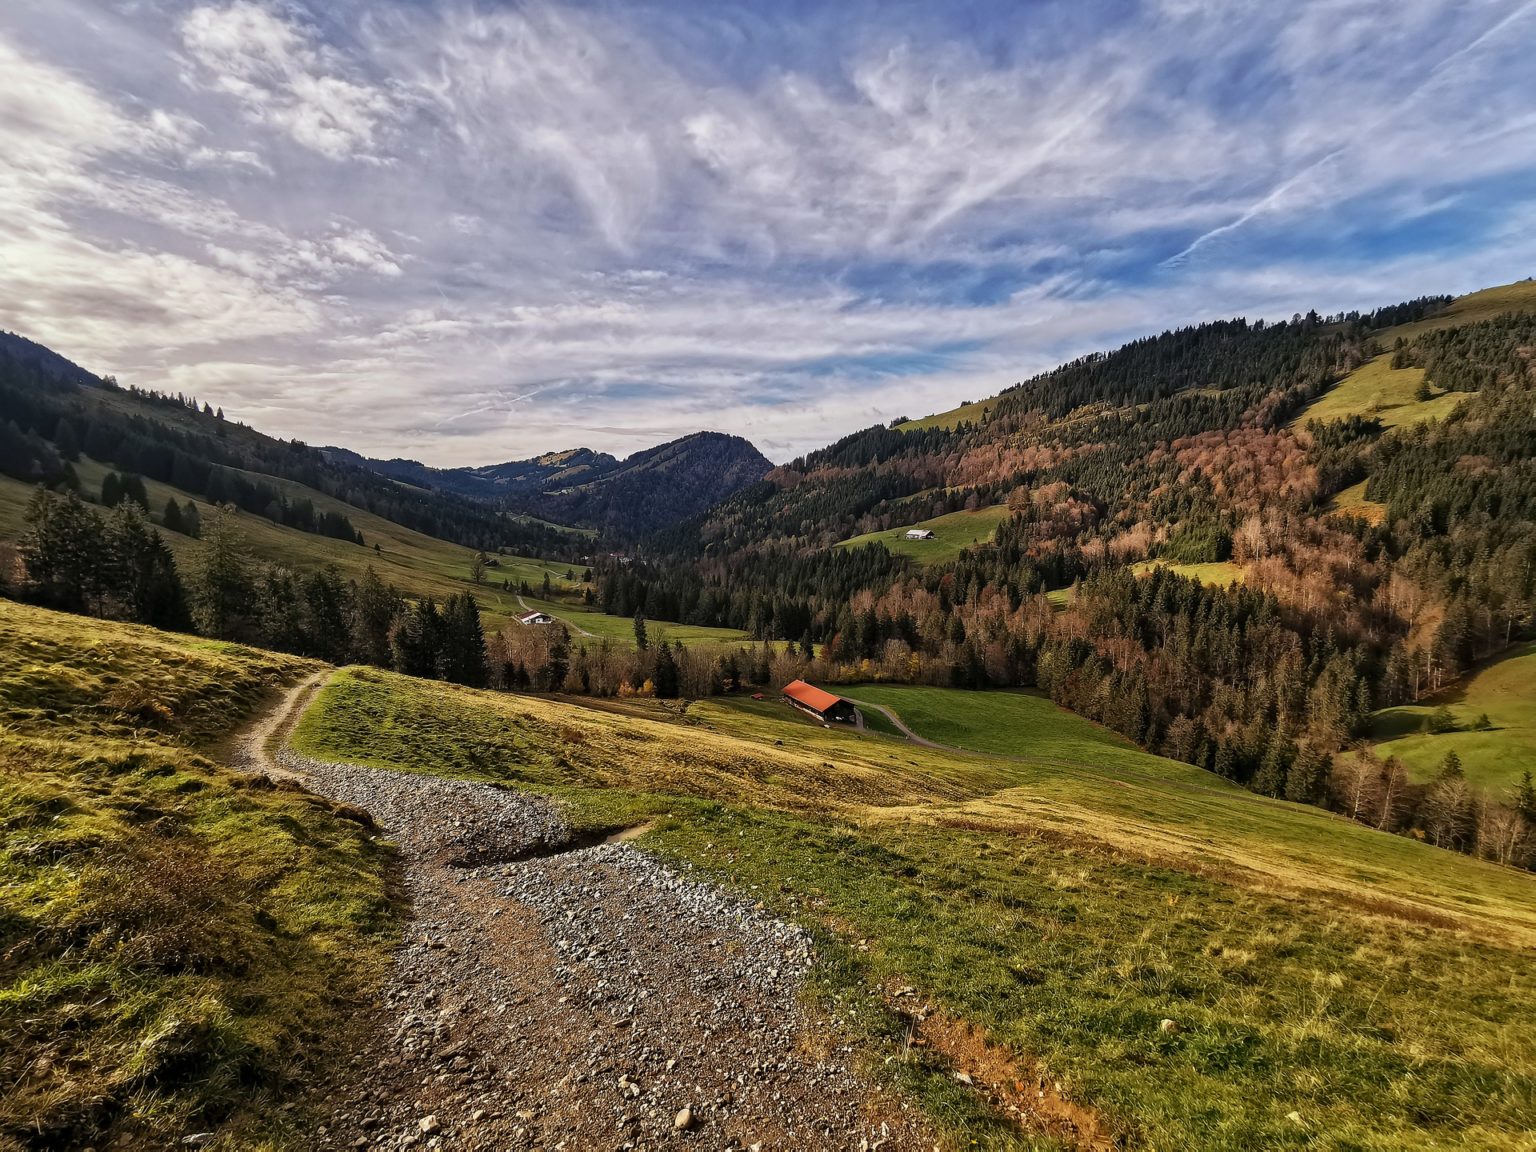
[887,985,1118,1151]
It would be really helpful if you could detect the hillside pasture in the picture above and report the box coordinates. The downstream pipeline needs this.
[0,461,583,632]
[896,396,997,431]
[514,594,754,648]
[837,504,1013,566]
[1130,559,1246,587]
[1375,279,1536,343]
[1363,643,1536,791]
[1295,354,1463,429]
[1325,479,1388,525]
[293,668,1536,1150]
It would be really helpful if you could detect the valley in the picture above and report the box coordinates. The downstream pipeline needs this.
[3,280,1536,1150]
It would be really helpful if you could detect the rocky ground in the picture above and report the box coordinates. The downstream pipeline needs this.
[235,677,935,1151]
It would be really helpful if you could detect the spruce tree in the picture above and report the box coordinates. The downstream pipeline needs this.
[192,506,250,639]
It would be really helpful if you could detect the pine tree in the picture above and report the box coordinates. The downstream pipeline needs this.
[100,472,122,508]
[192,506,251,639]
[633,612,649,651]
[439,594,486,686]
[104,502,189,630]
[653,641,680,699]
[162,497,185,535]
[351,567,399,667]
[19,489,102,612]
[182,501,201,539]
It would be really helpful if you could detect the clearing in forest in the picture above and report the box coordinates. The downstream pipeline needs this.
[837,503,1013,565]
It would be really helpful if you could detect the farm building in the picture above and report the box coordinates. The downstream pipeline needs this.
[517,610,556,626]
[782,679,857,723]
[904,528,936,540]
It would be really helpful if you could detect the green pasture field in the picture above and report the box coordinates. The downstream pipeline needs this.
[1295,354,1463,430]
[1130,559,1246,587]
[838,504,1014,566]
[1364,643,1536,792]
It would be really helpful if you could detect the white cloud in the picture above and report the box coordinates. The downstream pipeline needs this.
[0,0,1532,468]
[179,1,397,160]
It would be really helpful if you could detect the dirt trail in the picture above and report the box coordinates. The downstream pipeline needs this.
[236,673,933,1151]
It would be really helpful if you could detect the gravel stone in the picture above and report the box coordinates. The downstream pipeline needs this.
[232,676,934,1151]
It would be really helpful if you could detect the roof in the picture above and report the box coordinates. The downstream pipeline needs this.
[518,611,551,623]
[782,679,845,713]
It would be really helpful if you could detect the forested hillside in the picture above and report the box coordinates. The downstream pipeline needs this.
[0,339,577,557]
[327,431,772,537]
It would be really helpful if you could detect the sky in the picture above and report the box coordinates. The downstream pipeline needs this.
[2,0,1535,466]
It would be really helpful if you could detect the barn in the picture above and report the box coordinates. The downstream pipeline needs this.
[517,610,556,626]
[782,679,857,723]
[904,528,936,540]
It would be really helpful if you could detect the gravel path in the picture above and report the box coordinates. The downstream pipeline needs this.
[236,675,934,1151]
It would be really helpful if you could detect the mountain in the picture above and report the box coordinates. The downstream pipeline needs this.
[325,432,773,537]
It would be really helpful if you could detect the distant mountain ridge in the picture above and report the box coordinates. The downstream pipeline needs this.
[323,432,773,537]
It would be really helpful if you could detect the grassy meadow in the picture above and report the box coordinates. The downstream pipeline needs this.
[0,601,396,1150]
[1374,279,1536,343]
[897,396,999,431]
[0,460,585,632]
[1295,355,1465,430]
[1130,559,1246,587]
[293,667,1536,1150]
[1363,643,1536,791]
[1325,479,1388,525]
[515,593,754,647]
[1,464,726,645]
[839,504,1014,566]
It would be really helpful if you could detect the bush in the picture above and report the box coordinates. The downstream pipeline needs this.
[1424,706,1457,735]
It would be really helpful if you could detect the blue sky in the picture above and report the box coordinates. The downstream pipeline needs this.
[2,0,1534,464]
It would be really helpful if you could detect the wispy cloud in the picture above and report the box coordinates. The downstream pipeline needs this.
[1,0,1534,465]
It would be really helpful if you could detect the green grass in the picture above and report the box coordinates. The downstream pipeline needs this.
[1325,479,1387,525]
[1296,355,1464,430]
[1131,560,1246,587]
[0,600,395,1149]
[1363,644,1536,791]
[1374,279,1536,343]
[896,397,998,432]
[838,505,1014,566]
[290,669,1536,1150]
[516,595,755,648]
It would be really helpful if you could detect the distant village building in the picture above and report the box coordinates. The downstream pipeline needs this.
[782,679,857,723]
[905,528,936,540]
[517,611,555,626]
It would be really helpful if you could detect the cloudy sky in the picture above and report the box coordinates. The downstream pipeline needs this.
[3,0,1534,465]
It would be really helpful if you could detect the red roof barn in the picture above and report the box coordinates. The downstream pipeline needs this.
[782,679,857,723]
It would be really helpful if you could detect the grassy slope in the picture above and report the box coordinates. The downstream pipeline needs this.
[1,464,712,642]
[1375,279,1536,343]
[0,462,575,632]
[1294,354,1463,430]
[1130,559,1246,587]
[897,396,998,432]
[294,668,1536,1151]
[1363,643,1536,791]
[1326,479,1388,525]
[838,504,1014,566]
[0,601,394,1150]
[517,594,753,648]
